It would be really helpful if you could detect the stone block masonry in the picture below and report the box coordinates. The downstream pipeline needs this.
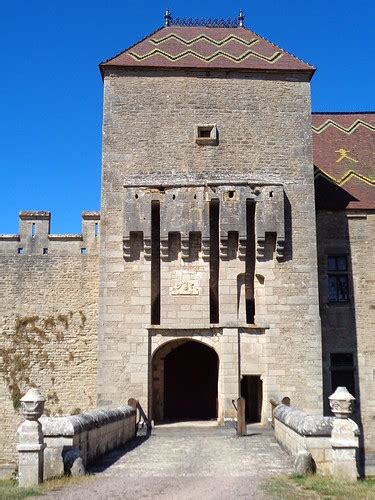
[41,405,136,479]
[274,401,359,478]
[98,67,323,421]
[0,211,100,464]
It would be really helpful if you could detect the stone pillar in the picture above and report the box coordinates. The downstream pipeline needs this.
[220,327,240,422]
[329,386,358,482]
[17,388,46,487]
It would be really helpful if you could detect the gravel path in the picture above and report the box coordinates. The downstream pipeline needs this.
[40,422,293,499]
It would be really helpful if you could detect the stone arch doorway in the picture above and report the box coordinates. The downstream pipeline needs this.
[152,339,219,422]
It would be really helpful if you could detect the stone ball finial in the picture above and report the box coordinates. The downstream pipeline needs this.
[329,386,355,419]
[20,388,45,421]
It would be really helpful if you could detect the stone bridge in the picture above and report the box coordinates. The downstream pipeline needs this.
[40,422,293,499]
[17,388,360,498]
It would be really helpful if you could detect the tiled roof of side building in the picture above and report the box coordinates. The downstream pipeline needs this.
[312,112,375,210]
[99,25,315,75]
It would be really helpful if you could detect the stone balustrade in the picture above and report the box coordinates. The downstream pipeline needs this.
[40,406,136,479]
[17,388,137,485]
[273,387,359,480]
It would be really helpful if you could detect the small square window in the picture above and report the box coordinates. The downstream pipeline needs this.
[80,248,87,255]
[195,124,218,145]
[17,247,24,255]
[198,128,211,138]
[43,248,48,255]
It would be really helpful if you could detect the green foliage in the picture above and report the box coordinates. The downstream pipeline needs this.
[79,311,87,329]
[10,387,22,410]
[0,311,88,413]
[268,475,375,499]
[0,479,38,498]
[291,474,375,498]
[56,314,69,330]
[0,475,91,498]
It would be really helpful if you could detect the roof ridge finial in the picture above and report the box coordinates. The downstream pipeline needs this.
[238,9,245,27]
[164,9,172,27]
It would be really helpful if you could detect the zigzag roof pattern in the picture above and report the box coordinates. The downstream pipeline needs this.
[312,113,375,209]
[100,26,314,73]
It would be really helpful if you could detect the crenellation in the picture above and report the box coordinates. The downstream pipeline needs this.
[0,211,100,256]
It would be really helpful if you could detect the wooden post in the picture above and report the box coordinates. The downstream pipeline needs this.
[237,396,246,436]
[127,398,137,410]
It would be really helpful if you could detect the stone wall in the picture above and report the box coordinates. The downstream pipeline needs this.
[316,210,375,475]
[0,212,100,463]
[41,405,135,479]
[274,404,334,474]
[98,68,323,419]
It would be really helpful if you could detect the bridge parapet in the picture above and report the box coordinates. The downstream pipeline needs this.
[273,387,359,480]
[16,390,136,485]
[40,405,136,480]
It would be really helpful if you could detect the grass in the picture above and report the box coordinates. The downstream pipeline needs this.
[0,475,91,499]
[267,474,375,499]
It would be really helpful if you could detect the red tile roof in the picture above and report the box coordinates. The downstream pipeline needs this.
[100,26,314,74]
[99,27,373,210]
[312,113,375,210]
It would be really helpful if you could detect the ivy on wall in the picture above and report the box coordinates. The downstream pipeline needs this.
[0,311,87,411]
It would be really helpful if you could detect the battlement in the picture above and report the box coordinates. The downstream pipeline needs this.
[0,211,100,256]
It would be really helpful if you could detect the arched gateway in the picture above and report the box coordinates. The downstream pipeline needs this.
[152,340,219,423]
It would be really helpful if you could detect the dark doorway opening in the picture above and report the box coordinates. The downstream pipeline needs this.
[164,341,219,421]
[241,375,263,423]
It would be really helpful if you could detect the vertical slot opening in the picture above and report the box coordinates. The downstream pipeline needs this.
[31,222,36,238]
[246,200,256,324]
[151,200,161,325]
[210,199,220,324]
[94,222,99,237]
[190,232,201,261]
[168,232,180,261]
[228,231,239,260]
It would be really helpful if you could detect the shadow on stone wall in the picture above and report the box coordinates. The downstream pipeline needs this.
[317,203,364,476]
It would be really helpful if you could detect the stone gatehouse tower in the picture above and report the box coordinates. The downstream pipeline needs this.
[1,10,374,473]
[97,14,323,422]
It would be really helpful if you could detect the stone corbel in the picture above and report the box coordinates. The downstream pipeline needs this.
[160,238,169,261]
[276,238,285,262]
[255,186,285,262]
[123,187,153,261]
[256,236,266,260]
[202,238,210,261]
[238,238,247,261]
[219,237,229,259]
[123,238,131,260]
[143,238,152,260]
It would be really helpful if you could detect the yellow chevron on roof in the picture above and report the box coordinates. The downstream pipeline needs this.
[151,33,259,48]
[128,48,283,64]
[312,119,375,135]
[314,168,375,187]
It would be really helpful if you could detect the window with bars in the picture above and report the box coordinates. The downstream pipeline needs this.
[327,255,349,303]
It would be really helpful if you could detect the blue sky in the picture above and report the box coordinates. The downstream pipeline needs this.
[0,0,374,233]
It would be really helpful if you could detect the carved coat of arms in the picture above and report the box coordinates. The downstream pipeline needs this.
[170,271,200,296]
